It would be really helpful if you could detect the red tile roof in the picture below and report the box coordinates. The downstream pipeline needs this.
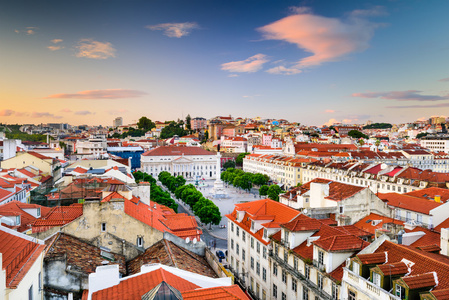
[405,187,449,203]
[378,193,442,214]
[182,285,250,300]
[357,252,387,265]
[31,204,83,233]
[377,262,408,276]
[402,272,437,289]
[313,235,369,252]
[27,151,52,160]
[91,268,200,300]
[143,146,215,156]
[353,213,404,235]
[0,201,51,232]
[0,227,46,288]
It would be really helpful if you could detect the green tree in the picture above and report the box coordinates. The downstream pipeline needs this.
[223,160,236,169]
[197,204,221,229]
[416,132,428,139]
[348,130,368,139]
[259,185,269,196]
[185,114,191,131]
[137,116,156,131]
[251,173,269,186]
[235,152,250,166]
[267,185,282,201]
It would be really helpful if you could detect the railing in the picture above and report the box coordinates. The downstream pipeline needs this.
[343,268,400,300]
[269,251,332,300]
[313,259,326,272]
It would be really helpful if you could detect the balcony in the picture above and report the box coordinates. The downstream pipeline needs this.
[343,268,400,300]
[313,259,326,272]
[269,251,332,300]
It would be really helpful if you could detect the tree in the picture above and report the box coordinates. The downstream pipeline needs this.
[137,116,156,131]
[267,185,282,201]
[348,130,368,139]
[185,114,191,131]
[259,185,269,196]
[223,160,236,169]
[417,132,428,139]
[251,173,269,186]
[197,204,221,229]
[235,152,250,166]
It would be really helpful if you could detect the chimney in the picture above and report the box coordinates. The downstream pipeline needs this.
[435,195,441,203]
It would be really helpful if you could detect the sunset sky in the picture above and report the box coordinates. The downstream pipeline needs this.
[1,0,449,126]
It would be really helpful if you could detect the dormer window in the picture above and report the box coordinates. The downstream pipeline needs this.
[395,283,406,298]
[16,215,21,226]
[372,272,381,287]
[37,208,41,217]
[263,229,268,239]
[251,221,255,231]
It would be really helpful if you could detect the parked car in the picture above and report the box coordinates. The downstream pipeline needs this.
[216,250,225,260]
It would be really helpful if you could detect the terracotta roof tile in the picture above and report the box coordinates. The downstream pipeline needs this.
[377,262,408,276]
[313,235,369,252]
[182,285,250,300]
[378,193,442,214]
[357,252,387,265]
[402,272,437,289]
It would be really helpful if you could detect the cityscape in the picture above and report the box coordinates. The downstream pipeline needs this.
[2,1,449,300]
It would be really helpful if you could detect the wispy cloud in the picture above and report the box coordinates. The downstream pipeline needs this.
[228,74,239,78]
[387,103,449,109]
[60,108,72,113]
[48,39,64,51]
[107,109,129,115]
[146,22,199,38]
[15,27,38,35]
[51,39,63,44]
[31,112,62,119]
[75,39,116,59]
[221,54,269,73]
[258,7,383,75]
[325,109,335,113]
[352,90,449,101]
[45,89,147,99]
[75,110,95,115]
[0,109,15,116]
[439,77,449,82]
[243,94,261,99]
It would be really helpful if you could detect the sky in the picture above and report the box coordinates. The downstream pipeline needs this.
[1,0,449,127]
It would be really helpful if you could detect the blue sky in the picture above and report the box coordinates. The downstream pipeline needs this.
[1,0,448,126]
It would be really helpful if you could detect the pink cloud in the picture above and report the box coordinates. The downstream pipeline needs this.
[74,110,94,115]
[324,118,339,126]
[325,109,335,113]
[61,108,72,113]
[146,22,199,38]
[31,112,62,119]
[353,90,449,101]
[0,109,15,116]
[221,54,269,73]
[75,39,116,59]
[258,7,382,74]
[45,89,147,99]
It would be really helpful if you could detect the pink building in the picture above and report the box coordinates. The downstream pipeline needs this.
[262,134,272,146]
[191,117,207,130]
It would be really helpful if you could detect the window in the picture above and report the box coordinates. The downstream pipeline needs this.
[348,290,356,300]
[417,214,423,223]
[231,239,234,250]
[282,270,287,284]
[242,249,246,261]
[251,257,254,269]
[352,262,360,275]
[292,279,297,292]
[137,236,143,247]
[275,244,279,256]
[339,206,344,214]
[282,292,286,300]
[273,284,278,298]
[263,228,268,239]
[231,222,234,232]
[318,250,324,265]
[284,250,288,263]
[332,282,338,300]
[38,271,42,291]
[262,267,267,281]
[256,283,260,298]
[28,285,33,300]
[273,262,278,276]
[263,247,267,259]
[16,216,21,225]
[303,287,309,300]
[256,262,260,275]
[257,242,260,253]
[373,272,381,287]
[396,209,401,219]
[305,265,310,279]
[262,290,267,300]
[318,273,323,289]
[251,237,254,248]
[406,211,411,222]
[395,284,406,298]
[236,243,240,255]
[294,257,298,270]
[236,226,239,237]
[101,223,106,232]
[251,221,255,231]
[242,231,246,241]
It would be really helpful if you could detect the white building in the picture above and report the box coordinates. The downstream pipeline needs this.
[0,225,45,300]
[113,117,123,128]
[76,135,108,158]
[141,146,218,179]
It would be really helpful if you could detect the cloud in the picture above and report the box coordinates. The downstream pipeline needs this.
[243,94,261,99]
[387,103,449,109]
[221,54,269,73]
[61,108,72,113]
[0,109,15,116]
[75,39,116,59]
[107,109,129,115]
[45,89,147,99]
[325,109,335,113]
[228,74,239,78]
[31,112,62,119]
[146,22,199,38]
[324,118,339,126]
[352,90,449,101]
[258,7,383,74]
[75,110,94,115]
[51,39,63,44]
[14,112,28,117]
[47,46,64,51]
[439,77,449,82]
[15,27,38,35]
[266,66,301,75]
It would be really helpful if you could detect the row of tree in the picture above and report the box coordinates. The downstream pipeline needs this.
[132,171,178,212]
[158,171,221,228]
[221,168,269,192]
[259,184,283,201]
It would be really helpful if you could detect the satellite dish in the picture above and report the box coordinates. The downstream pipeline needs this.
[193,238,197,244]
[303,209,308,214]
[185,237,190,243]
